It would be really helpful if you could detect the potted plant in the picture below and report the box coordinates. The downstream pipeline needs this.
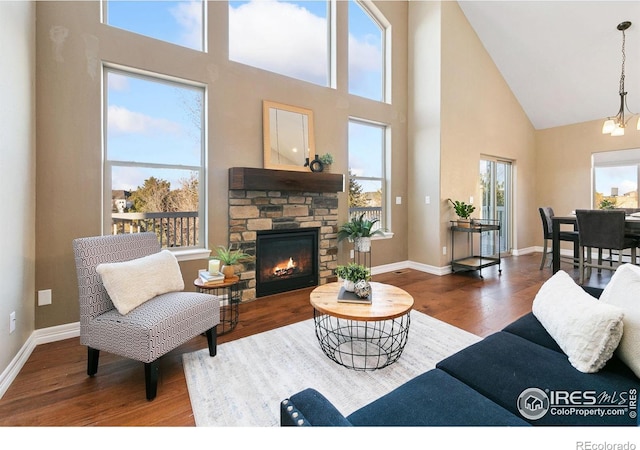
[335,263,370,292]
[599,198,616,210]
[337,213,385,252]
[214,245,253,279]
[318,153,334,172]
[448,199,476,227]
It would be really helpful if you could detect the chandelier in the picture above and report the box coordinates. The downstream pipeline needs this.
[602,21,640,136]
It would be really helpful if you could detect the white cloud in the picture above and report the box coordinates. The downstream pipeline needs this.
[170,0,203,50]
[108,105,182,135]
[229,1,328,84]
[108,73,130,92]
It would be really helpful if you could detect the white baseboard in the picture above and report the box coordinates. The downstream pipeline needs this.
[0,322,79,399]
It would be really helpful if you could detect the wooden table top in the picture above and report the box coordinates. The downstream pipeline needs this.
[194,276,239,289]
[310,282,414,321]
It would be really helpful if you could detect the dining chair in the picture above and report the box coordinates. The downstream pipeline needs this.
[538,207,579,270]
[575,209,639,284]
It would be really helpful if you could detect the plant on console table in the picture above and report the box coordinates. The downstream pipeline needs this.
[337,213,385,252]
[335,263,370,296]
[448,199,476,228]
[214,245,253,279]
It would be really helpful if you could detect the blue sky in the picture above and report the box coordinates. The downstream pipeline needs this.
[106,0,384,191]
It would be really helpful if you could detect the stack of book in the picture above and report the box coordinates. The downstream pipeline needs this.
[199,270,225,286]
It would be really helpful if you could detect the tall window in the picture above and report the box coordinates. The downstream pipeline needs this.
[348,119,387,230]
[104,67,206,249]
[593,149,640,209]
[104,0,205,51]
[229,1,329,87]
[348,0,386,102]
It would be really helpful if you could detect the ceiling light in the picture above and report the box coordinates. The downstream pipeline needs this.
[602,21,637,137]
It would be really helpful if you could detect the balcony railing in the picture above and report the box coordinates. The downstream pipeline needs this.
[111,211,199,248]
[348,207,383,230]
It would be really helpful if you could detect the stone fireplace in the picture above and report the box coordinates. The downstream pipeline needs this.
[228,167,344,301]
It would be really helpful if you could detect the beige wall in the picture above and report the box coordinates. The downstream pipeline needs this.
[34,1,408,329]
[536,119,640,225]
[409,1,537,268]
[0,2,36,381]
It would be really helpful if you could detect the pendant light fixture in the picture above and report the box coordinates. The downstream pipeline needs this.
[602,21,639,136]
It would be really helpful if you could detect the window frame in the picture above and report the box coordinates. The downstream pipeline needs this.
[592,148,640,210]
[101,0,207,52]
[347,117,391,236]
[348,0,391,103]
[102,64,209,260]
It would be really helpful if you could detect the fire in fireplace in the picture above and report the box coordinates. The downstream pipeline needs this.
[256,228,319,297]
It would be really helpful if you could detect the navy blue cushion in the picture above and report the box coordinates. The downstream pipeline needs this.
[346,369,529,426]
[503,313,563,353]
[437,332,639,426]
[281,388,352,426]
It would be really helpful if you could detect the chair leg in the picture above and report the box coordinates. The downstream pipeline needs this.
[145,360,159,401]
[579,245,585,285]
[540,238,548,270]
[87,347,99,376]
[206,326,218,357]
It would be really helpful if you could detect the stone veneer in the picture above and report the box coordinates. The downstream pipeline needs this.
[228,190,339,301]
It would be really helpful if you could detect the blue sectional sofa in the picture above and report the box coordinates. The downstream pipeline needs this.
[280,286,639,427]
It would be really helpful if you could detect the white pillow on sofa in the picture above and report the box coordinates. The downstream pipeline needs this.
[600,263,640,378]
[532,270,624,373]
[96,250,185,315]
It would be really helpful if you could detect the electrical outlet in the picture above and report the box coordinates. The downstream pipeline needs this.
[395,196,402,205]
[38,289,52,306]
[9,312,16,334]
[425,196,431,204]
[469,196,474,204]
[350,249,354,259]
[442,246,447,255]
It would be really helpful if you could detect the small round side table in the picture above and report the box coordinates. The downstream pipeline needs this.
[194,276,240,335]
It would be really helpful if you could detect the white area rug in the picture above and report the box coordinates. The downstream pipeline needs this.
[183,311,481,426]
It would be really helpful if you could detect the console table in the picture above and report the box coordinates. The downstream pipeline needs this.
[450,219,501,278]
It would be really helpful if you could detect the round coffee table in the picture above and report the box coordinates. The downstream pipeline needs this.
[310,282,414,371]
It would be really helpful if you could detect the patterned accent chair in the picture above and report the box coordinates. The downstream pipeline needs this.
[72,233,220,400]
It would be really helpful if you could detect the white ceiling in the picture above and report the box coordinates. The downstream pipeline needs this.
[458,1,640,130]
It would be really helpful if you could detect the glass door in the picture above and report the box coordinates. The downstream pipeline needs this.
[480,158,512,254]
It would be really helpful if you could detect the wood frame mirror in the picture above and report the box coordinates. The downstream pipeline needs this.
[263,101,315,172]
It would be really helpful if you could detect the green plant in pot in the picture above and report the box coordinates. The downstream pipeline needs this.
[214,245,253,279]
[318,153,334,172]
[335,263,370,292]
[337,213,385,252]
[448,199,476,227]
[599,198,616,210]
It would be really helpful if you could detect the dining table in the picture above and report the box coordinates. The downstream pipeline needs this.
[551,214,640,273]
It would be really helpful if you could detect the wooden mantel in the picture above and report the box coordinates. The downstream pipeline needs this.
[229,167,344,193]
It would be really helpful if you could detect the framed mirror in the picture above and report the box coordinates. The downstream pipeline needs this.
[263,101,315,172]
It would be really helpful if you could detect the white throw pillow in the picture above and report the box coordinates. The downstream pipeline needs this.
[96,250,185,315]
[600,263,640,378]
[532,270,624,373]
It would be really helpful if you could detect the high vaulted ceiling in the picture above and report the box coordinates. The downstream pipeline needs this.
[458,1,640,130]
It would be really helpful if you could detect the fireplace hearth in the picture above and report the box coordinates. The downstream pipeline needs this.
[256,229,319,297]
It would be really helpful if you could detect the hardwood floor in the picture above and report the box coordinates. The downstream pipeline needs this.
[0,253,604,426]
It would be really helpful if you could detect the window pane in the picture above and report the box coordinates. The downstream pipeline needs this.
[348,119,385,229]
[348,0,383,101]
[105,69,204,249]
[107,72,202,166]
[348,120,382,178]
[229,0,328,86]
[106,0,204,51]
[594,166,638,209]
